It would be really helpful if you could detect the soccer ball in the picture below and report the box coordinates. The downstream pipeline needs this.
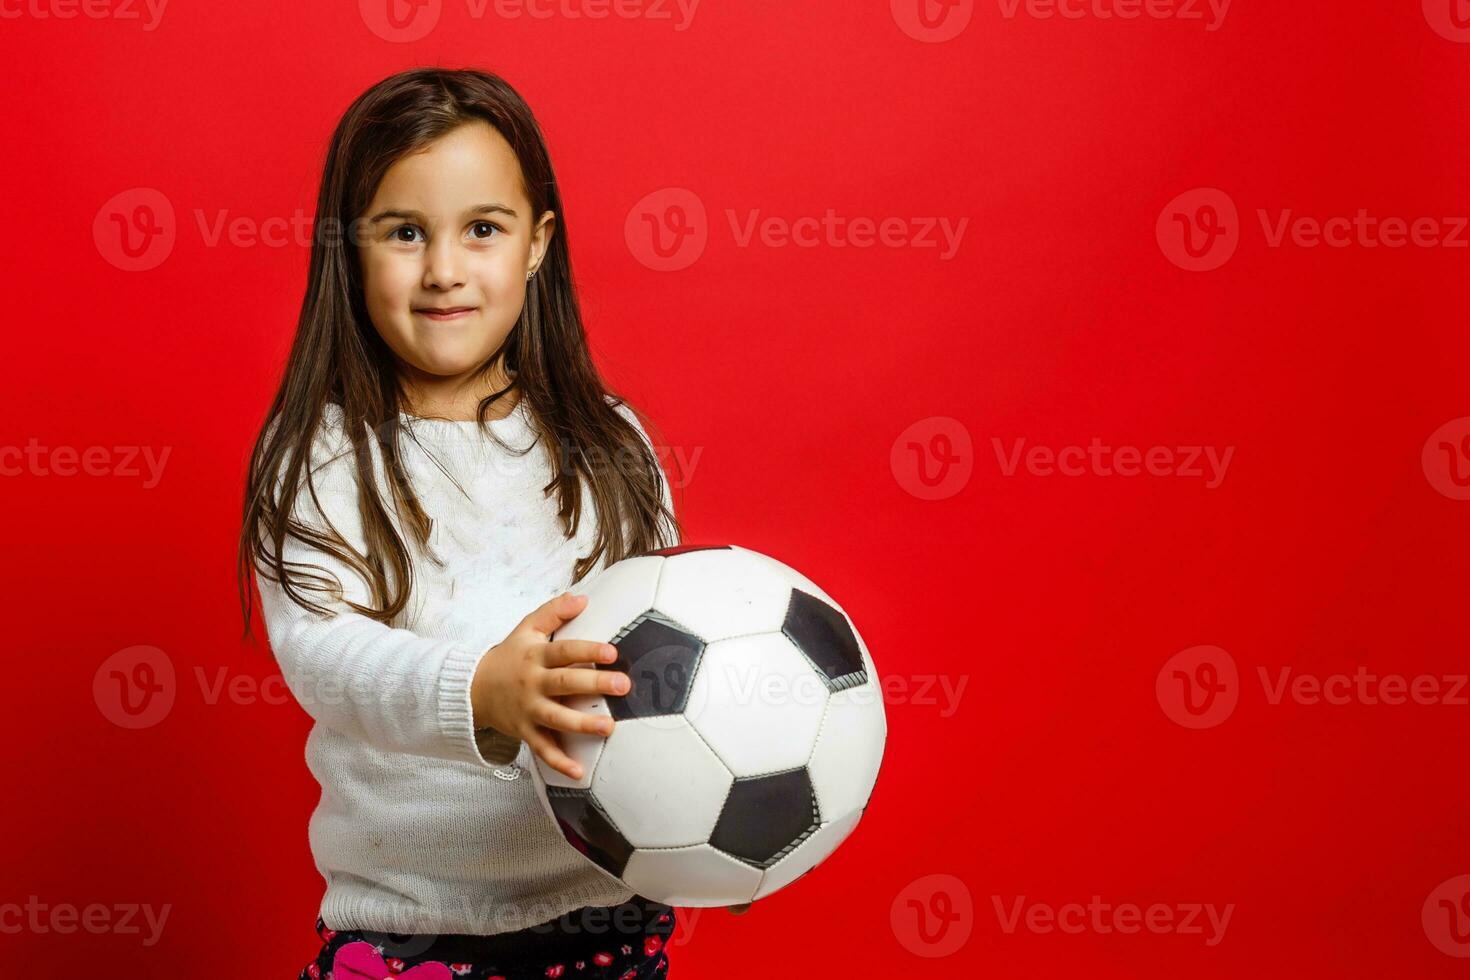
[530,544,887,908]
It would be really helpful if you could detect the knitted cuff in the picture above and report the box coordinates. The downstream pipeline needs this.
[438,642,522,767]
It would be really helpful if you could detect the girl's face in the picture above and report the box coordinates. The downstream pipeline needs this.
[356,119,554,412]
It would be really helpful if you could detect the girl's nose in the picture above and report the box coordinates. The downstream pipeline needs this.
[422,239,466,290]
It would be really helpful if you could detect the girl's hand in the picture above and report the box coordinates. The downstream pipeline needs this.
[470,592,632,780]
[727,903,752,915]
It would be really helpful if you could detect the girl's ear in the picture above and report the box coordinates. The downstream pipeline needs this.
[528,210,557,276]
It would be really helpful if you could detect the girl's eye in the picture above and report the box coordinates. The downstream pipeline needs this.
[389,222,501,243]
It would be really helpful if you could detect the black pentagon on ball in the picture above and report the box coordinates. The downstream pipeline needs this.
[782,589,867,693]
[709,767,820,869]
[545,786,635,878]
[602,612,704,721]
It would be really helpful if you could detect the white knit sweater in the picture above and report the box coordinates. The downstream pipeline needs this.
[254,394,675,936]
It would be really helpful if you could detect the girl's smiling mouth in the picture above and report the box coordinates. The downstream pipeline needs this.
[414,306,477,321]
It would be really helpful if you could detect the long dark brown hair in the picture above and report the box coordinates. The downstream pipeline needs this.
[237,67,679,640]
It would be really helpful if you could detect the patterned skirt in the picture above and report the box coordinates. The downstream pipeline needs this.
[297,896,675,980]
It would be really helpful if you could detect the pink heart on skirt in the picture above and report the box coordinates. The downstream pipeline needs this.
[332,940,454,980]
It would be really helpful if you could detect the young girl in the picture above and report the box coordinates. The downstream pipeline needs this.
[237,67,735,979]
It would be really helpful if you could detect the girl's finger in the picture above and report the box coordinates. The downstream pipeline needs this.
[533,699,614,737]
[543,639,616,668]
[545,664,630,699]
[519,592,590,640]
[524,726,586,780]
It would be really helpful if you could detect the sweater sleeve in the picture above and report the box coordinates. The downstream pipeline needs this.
[253,412,523,767]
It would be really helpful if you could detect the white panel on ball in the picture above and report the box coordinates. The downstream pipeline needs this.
[686,633,829,777]
[622,843,763,907]
[592,715,733,849]
[753,807,864,901]
[539,692,611,792]
[735,544,841,611]
[654,548,796,641]
[556,556,665,643]
[806,683,887,822]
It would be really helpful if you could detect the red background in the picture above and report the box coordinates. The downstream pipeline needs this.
[4,0,1469,976]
